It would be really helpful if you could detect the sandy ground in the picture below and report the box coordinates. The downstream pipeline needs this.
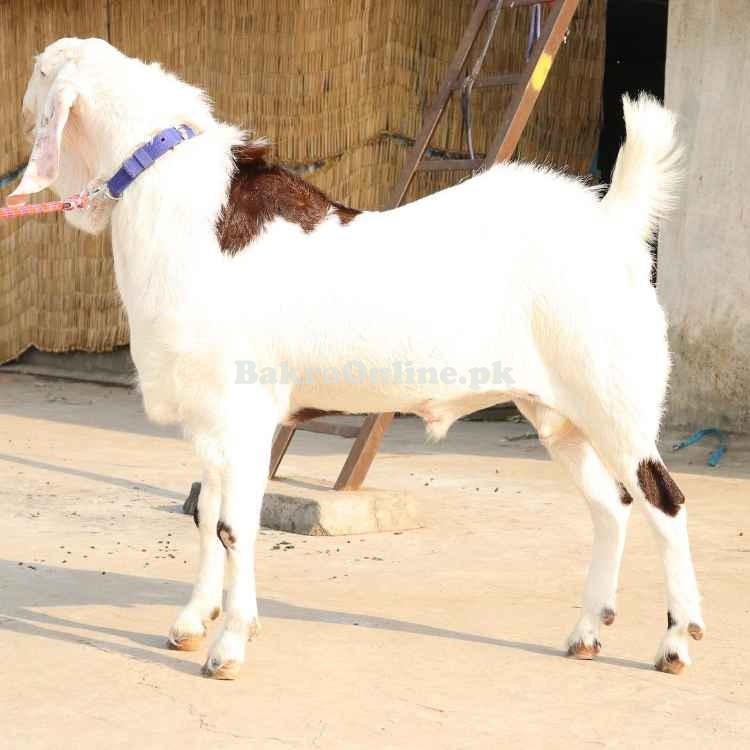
[0,373,748,749]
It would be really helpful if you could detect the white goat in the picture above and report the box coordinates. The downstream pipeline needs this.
[10,38,704,679]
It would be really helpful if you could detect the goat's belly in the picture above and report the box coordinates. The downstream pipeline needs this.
[277,307,546,418]
[289,378,522,417]
[292,381,436,414]
[289,379,536,442]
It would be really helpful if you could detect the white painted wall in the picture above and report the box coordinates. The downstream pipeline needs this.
[659,0,750,431]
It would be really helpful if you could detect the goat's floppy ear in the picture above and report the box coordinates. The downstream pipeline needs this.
[7,65,78,206]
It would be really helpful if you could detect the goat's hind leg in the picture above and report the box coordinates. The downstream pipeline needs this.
[168,465,224,651]
[515,400,632,660]
[634,461,704,674]
[529,400,704,673]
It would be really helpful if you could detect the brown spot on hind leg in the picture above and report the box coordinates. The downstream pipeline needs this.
[668,610,704,641]
[637,459,685,516]
[600,608,616,626]
[688,623,705,641]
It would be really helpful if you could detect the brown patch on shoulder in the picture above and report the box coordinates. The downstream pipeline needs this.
[618,482,633,506]
[235,140,270,162]
[637,459,685,516]
[216,141,360,254]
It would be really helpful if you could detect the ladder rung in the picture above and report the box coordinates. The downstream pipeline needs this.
[451,73,520,91]
[296,420,362,439]
[417,158,484,172]
[492,0,556,6]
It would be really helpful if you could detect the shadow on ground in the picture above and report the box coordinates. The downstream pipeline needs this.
[0,559,653,676]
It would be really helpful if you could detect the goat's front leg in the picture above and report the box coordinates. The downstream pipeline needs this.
[202,415,276,679]
[168,466,224,651]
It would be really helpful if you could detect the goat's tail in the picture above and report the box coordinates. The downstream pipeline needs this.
[600,93,683,244]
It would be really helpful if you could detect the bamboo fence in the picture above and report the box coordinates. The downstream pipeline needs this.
[0,0,605,364]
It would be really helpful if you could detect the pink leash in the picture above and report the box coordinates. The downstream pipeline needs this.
[0,192,89,220]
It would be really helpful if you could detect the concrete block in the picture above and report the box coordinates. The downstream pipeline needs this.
[261,478,421,536]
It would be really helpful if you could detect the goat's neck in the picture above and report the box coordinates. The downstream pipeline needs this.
[107,124,237,327]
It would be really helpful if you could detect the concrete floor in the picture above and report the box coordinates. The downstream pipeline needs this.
[1,373,748,749]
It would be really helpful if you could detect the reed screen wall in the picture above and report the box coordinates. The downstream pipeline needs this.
[0,0,604,363]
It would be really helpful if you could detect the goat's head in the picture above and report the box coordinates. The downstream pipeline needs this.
[9,38,122,231]
[9,37,215,234]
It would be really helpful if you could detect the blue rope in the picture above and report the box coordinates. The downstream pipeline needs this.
[672,428,728,467]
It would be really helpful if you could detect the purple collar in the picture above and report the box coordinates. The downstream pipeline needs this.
[106,125,196,199]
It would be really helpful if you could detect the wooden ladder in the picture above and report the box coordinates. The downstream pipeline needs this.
[269,0,580,491]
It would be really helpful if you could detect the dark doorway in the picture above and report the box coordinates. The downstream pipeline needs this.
[597,0,669,185]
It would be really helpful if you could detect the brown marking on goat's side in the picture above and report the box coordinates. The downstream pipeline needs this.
[216,141,360,254]
[283,408,343,426]
[216,520,236,550]
[637,459,685,517]
[619,483,633,506]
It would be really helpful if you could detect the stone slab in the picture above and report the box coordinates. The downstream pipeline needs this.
[260,478,421,535]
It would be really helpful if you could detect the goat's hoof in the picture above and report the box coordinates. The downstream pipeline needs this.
[567,639,601,660]
[202,658,242,680]
[688,622,705,641]
[167,632,205,652]
[655,653,686,675]
[167,616,207,651]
